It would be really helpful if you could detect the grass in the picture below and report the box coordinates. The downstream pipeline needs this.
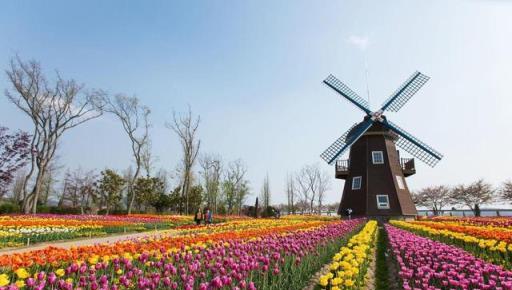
[375,225,390,290]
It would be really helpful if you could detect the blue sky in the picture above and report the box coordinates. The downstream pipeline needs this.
[1,0,511,205]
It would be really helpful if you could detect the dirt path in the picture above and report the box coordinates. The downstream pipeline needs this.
[0,229,178,256]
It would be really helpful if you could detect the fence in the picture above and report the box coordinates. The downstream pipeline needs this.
[417,209,512,217]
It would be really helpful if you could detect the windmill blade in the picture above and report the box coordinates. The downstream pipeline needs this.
[380,71,430,112]
[382,120,443,167]
[320,123,357,164]
[323,74,371,114]
[321,119,374,165]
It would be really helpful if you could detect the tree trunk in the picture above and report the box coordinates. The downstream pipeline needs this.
[127,164,141,214]
[23,169,45,214]
[21,132,38,212]
[474,204,481,217]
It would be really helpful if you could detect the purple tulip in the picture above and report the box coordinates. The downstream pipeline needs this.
[386,224,512,290]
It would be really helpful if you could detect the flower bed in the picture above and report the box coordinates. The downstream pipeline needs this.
[318,220,377,290]
[0,218,340,270]
[411,220,512,243]
[425,216,512,228]
[386,224,512,290]
[0,214,195,249]
[390,220,512,268]
[0,218,363,289]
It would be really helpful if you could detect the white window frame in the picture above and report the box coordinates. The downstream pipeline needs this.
[372,151,384,164]
[396,175,405,190]
[376,195,390,209]
[352,176,362,190]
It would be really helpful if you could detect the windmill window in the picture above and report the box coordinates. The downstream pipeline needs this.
[352,176,362,190]
[376,195,390,209]
[396,175,405,190]
[372,151,384,164]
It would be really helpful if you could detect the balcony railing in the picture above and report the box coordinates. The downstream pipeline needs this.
[335,159,350,179]
[400,158,416,176]
[335,158,415,179]
[336,159,349,171]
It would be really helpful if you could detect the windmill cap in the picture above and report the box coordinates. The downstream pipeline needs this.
[347,117,398,140]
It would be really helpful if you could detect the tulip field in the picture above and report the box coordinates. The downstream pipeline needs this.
[0,215,363,289]
[2,216,512,289]
[0,215,196,249]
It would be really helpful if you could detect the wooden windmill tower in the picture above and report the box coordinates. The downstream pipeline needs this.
[320,71,443,217]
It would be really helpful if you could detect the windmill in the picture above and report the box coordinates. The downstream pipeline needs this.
[320,71,443,217]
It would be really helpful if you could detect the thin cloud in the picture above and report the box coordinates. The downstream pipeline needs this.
[347,35,369,50]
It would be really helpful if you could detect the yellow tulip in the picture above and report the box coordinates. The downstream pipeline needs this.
[318,276,329,287]
[55,269,65,277]
[318,220,377,289]
[15,268,30,279]
[15,280,25,288]
[0,274,10,287]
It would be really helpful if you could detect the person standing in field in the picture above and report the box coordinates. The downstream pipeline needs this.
[207,209,213,224]
[194,208,203,225]
[203,208,211,225]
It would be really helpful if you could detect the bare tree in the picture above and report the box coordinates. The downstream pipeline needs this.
[295,171,311,214]
[5,56,104,213]
[500,180,512,202]
[450,179,495,217]
[57,172,69,208]
[122,166,134,209]
[78,172,98,214]
[199,153,222,214]
[60,169,81,208]
[285,174,296,214]
[104,94,150,214]
[11,171,26,204]
[39,161,61,206]
[317,168,331,214]
[295,199,309,215]
[141,139,157,177]
[166,106,200,215]
[295,164,320,213]
[412,185,451,216]
[260,173,271,210]
[59,168,97,214]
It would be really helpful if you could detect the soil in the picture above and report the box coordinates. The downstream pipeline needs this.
[303,262,331,290]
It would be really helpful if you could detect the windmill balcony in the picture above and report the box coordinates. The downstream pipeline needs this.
[335,158,416,179]
[401,158,416,177]
[335,160,350,179]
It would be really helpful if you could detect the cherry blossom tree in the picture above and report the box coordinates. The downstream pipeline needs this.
[0,126,31,198]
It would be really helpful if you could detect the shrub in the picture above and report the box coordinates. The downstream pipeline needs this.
[0,202,20,214]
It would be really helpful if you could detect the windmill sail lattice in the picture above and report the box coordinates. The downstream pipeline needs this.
[320,123,358,164]
[380,71,430,112]
[383,120,443,167]
[323,74,371,114]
